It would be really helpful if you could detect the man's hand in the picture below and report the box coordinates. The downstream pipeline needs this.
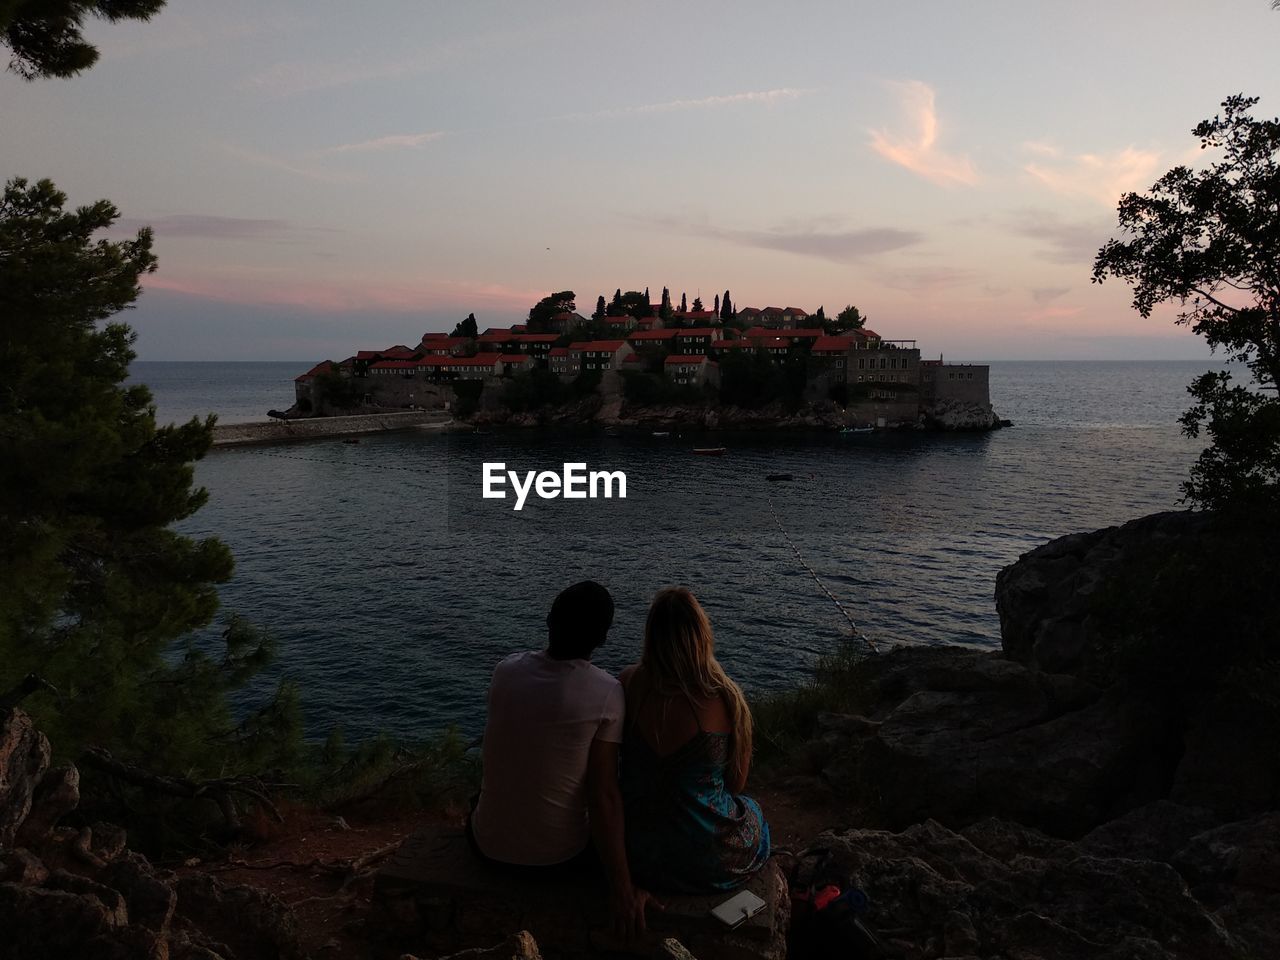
[610,883,663,940]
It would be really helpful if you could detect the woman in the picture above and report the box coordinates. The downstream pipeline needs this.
[619,587,770,893]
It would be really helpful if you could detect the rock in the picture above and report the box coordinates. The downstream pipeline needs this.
[1,846,50,885]
[921,397,1000,431]
[18,761,80,842]
[0,707,52,847]
[0,881,157,960]
[816,819,1241,960]
[407,930,544,959]
[174,873,304,960]
[1171,702,1280,820]
[92,821,130,862]
[47,868,130,927]
[815,646,1166,836]
[653,939,699,960]
[103,852,177,934]
[1080,801,1219,863]
[1173,813,1280,960]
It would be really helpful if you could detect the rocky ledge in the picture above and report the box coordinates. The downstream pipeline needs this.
[0,708,305,960]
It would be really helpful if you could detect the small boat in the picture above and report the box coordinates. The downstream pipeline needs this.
[766,473,793,482]
[840,426,875,435]
[692,447,727,456]
[652,431,670,438]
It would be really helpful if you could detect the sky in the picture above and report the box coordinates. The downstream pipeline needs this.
[4,0,1279,361]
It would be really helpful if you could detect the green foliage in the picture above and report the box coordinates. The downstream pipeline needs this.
[719,349,809,409]
[500,368,569,412]
[619,371,704,406]
[2,0,165,80]
[721,289,733,321]
[451,379,484,417]
[1093,94,1280,509]
[314,366,360,410]
[452,312,478,339]
[0,178,291,776]
[593,295,606,320]
[692,296,704,312]
[608,290,650,319]
[831,304,865,332]
[751,639,873,767]
[571,368,602,397]
[527,290,575,332]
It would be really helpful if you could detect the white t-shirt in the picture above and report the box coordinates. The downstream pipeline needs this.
[471,650,625,866]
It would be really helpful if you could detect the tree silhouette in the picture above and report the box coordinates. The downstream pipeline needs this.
[3,0,166,80]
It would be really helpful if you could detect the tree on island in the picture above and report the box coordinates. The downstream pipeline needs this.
[1093,94,1280,510]
[528,290,576,331]
[660,286,673,320]
[680,292,688,313]
[721,290,733,321]
[833,304,866,332]
[452,312,478,339]
[593,294,606,320]
[0,177,297,771]
[2,0,166,79]
[692,296,704,312]
[814,305,826,325]
[715,294,720,315]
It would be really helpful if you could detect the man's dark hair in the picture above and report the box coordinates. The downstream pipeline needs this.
[546,580,614,660]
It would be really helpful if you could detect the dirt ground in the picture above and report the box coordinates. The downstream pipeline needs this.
[177,773,844,959]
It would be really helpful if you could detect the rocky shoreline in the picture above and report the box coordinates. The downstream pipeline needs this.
[3,509,1272,959]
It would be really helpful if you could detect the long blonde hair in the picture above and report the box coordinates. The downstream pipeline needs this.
[631,587,753,788]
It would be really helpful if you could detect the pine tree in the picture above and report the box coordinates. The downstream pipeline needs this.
[692,296,704,312]
[0,178,296,771]
[594,295,606,320]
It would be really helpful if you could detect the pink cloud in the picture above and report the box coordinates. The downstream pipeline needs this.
[869,81,978,187]
[1024,145,1162,208]
[143,271,543,314]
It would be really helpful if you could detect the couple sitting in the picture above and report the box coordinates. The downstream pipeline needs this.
[468,581,770,933]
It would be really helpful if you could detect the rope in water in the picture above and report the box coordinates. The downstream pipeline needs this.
[768,495,878,655]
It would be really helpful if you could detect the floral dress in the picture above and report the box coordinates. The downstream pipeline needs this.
[620,711,770,893]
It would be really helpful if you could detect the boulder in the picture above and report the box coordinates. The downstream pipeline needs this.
[1,846,50,885]
[816,819,1241,960]
[18,762,80,842]
[173,873,305,960]
[1173,813,1280,960]
[814,646,1167,836]
[0,708,52,847]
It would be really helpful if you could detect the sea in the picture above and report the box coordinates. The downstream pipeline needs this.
[127,360,1227,743]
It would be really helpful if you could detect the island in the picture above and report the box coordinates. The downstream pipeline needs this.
[286,293,1004,433]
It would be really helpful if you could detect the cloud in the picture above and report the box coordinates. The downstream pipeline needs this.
[221,144,363,185]
[114,215,293,240]
[320,131,448,155]
[1009,209,1113,265]
[1031,286,1071,304]
[656,218,923,264]
[876,267,977,293]
[142,271,542,314]
[869,81,977,186]
[556,88,815,122]
[1024,144,1161,207]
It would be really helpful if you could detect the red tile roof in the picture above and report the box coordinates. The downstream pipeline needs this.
[295,361,335,381]
[742,327,781,340]
[549,347,570,357]
[812,336,856,353]
[421,332,449,339]
[498,354,530,363]
[569,340,628,352]
[715,340,757,349]
[674,327,720,338]
[513,333,560,343]
[627,329,679,341]
[787,328,826,339]
[665,354,708,365]
[369,359,419,370]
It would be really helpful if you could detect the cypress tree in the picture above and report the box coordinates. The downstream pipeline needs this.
[680,292,687,313]
[594,295,607,320]
[715,294,720,315]
[721,290,733,321]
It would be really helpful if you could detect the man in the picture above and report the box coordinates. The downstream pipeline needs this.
[470,580,656,936]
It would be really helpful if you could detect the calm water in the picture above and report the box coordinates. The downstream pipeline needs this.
[130,361,1225,742]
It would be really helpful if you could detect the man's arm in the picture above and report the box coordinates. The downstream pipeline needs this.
[586,737,657,938]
